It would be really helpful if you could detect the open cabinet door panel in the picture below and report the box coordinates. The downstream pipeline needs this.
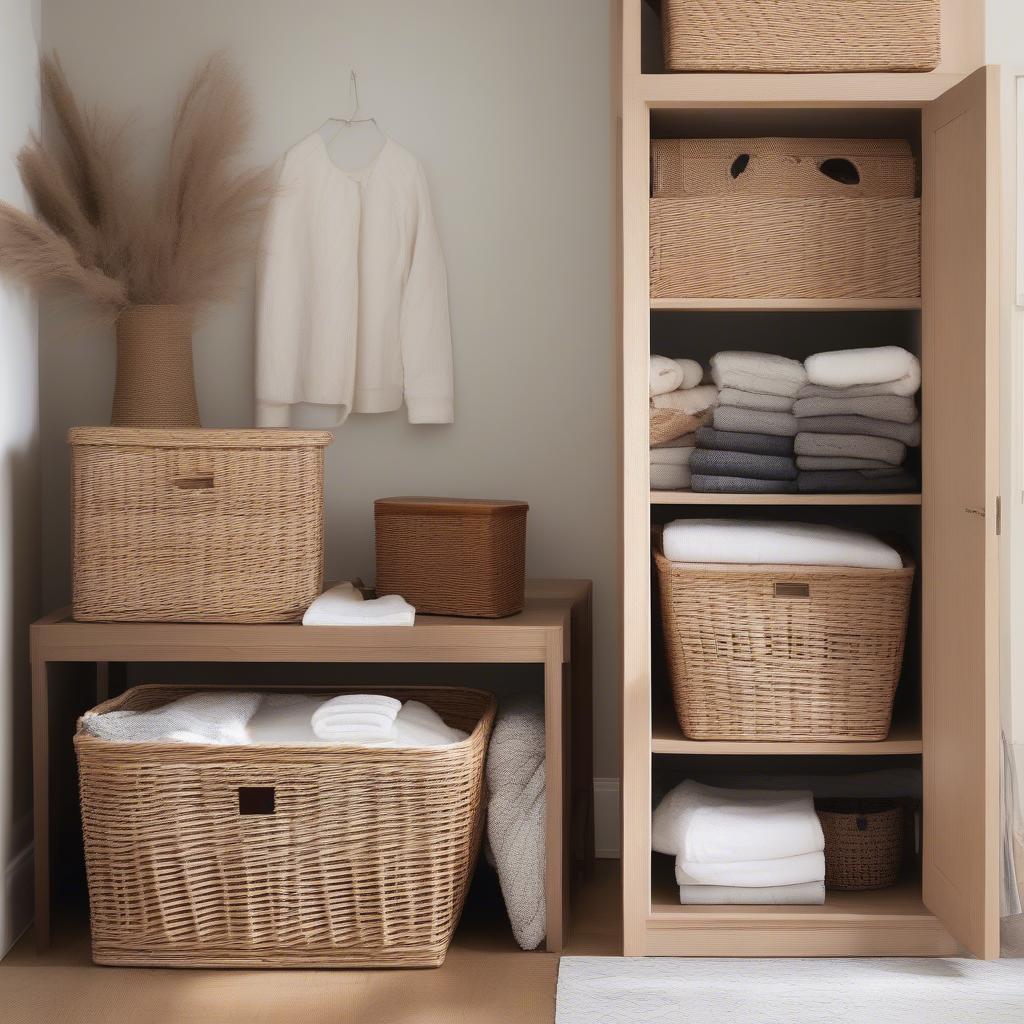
[921,65,1000,959]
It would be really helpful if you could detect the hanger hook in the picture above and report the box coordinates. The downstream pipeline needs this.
[349,70,361,121]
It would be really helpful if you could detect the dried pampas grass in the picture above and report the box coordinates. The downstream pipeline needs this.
[0,52,273,319]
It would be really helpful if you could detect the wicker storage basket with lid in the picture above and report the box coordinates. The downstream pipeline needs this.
[816,800,905,891]
[661,0,940,74]
[69,428,331,623]
[75,683,496,967]
[375,496,528,617]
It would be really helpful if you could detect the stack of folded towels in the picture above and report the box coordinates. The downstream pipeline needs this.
[690,352,805,494]
[652,780,826,905]
[794,346,921,493]
[650,355,719,490]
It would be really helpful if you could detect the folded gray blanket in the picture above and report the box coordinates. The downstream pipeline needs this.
[692,474,799,494]
[798,380,919,400]
[793,394,918,424]
[793,414,920,447]
[710,352,807,398]
[717,387,794,413]
[714,405,798,438]
[690,448,797,481]
[797,470,919,493]
[796,455,899,471]
[795,432,906,466]
[696,426,794,457]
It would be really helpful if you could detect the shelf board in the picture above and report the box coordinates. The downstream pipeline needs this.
[650,491,922,507]
[651,703,922,756]
[651,297,921,312]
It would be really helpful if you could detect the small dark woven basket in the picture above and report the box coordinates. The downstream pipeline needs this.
[817,800,904,891]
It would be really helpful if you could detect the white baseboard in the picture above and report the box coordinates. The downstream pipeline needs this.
[593,777,621,858]
[2,840,34,956]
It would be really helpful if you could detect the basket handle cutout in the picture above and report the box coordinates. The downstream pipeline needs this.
[730,154,750,179]
[819,158,861,186]
[856,816,869,831]
[238,786,276,815]
[774,581,810,599]
[172,473,215,490]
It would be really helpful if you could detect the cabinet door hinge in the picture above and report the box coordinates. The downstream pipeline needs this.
[997,495,1002,536]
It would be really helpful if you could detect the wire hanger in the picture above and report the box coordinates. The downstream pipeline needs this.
[321,71,383,144]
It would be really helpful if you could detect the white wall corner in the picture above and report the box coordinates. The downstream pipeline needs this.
[594,777,621,858]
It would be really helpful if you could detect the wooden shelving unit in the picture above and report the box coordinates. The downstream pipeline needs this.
[620,0,1001,959]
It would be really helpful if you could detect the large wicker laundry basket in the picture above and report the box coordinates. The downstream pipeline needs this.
[661,0,941,73]
[75,683,496,968]
[653,543,914,741]
[69,428,331,623]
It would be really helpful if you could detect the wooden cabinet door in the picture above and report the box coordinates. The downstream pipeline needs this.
[921,65,1000,959]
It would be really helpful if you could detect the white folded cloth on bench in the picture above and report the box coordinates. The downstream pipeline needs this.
[302,581,415,626]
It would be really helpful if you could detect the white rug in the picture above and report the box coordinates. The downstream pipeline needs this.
[556,956,1024,1023]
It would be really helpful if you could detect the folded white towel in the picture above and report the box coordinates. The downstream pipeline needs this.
[311,693,402,741]
[662,518,902,569]
[651,384,719,415]
[650,463,691,491]
[711,351,808,398]
[678,882,826,905]
[675,851,825,888]
[673,358,704,390]
[246,693,323,743]
[82,691,262,745]
[650,354,684,396]
[804,346,921,396]
[302,582,415,626]
[392,700,468,746]
[650,446,694,467]
[652,781,823,863]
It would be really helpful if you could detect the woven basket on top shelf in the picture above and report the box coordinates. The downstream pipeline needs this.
[75,683,496,968]
[817,800,905,891]
[653,541,914,742]
[661,0,941,73]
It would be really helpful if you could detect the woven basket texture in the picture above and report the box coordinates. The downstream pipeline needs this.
[375,500,528,618]
[662,0,940,73]
[817,801,905,890]
[70,428,331,623]
[112,305,200,428]
[74,683,496,968]
[650,405,710,447]
[651,138,916,199]
[650,197,920,299]
[653,544,914,741]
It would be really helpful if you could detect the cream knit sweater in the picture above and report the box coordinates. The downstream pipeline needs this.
[256,135,454,426]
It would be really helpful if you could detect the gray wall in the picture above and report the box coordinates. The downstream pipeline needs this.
[38,1,619,778]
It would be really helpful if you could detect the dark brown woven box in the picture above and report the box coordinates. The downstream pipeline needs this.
[374,497,528,618]
[817,800,905,891]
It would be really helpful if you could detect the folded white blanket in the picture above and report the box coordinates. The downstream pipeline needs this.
[650,354,684,396]
[650,463,691,490]
[651,446,694,467]
[652,781,823,863]
[311,693,401,741]
[711,351,807,398]
[651,384,719,415]
[82,691,263,744]
[718,387,795,413]
[662,518,902,569]
[678,882,825,905]
[302,581,415,626]
[675,851,825,888]
[673,358,704,390]
[804,346,920,396]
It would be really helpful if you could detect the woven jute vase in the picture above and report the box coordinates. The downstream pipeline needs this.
[111,305,200,427]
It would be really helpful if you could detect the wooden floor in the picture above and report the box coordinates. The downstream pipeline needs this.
[0,862,621,1024]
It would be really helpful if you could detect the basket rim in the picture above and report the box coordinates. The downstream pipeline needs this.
[75,682,497,756]
[68,427,333,449]
[652,539,916,575]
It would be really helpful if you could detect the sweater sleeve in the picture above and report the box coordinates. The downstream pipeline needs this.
[400,164,454,424]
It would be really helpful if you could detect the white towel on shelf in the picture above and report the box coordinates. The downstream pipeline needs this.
[651,384,719,415]
[804,346,921,396]
[662,518,902,569]
[675,851,826,888]
[302,581,415,626]
[651,446,694,467]
[652,781,823,863]
[311,693,401,742]
[650,354,685,396]
[82,691,263,745]
[246,693,323,743]
[711,351,808,398]
[673,358,704,390]
[678,882,825,905]
[393,700,468,746]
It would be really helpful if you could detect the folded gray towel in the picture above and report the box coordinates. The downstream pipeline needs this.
[714,405,798,438]
[797,470,919,493]
[696,426,794,457]
[717,387,794,414]
[690,448,797,481]
[710,352,807,398]
[798,380,919,400]
[795,432,906,466]
[793,395,918,424]
[793,414,920,447]
[796,455,899,471]
[692,474,799,494]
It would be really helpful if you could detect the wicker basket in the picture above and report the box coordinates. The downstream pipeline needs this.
[650,196,920,300]
[375,497,528,617]
[75,683,496,968]
[653,542,914,741]
[69,428,331,623]
[651,138,916,200]
[662,0,940,73]
[817,800,905,890]
[650,405,711,447]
